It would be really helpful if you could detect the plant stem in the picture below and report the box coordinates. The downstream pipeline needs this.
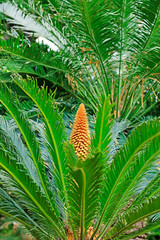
[80,168,86,240]
[117,0,126,118]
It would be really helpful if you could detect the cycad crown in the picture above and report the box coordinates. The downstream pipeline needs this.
[71,103,90,160]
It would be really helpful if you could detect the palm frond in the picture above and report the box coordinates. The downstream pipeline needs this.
[0,82,57,212]
[93,96,113,153]
[0,187,50,240]
[124,81,160,122]
[119,219,160,240]
[0,54,77,102]
[0,148,65,239]
[110,0,160,116]
[0,116,40,184]
[99,136,160,238]
[108,119,130,161]
[91,119,160,238]
[0,36,77,75]
[64,142,104,238]
[107,196,160,239]
[132,172,160,205]
[62,0,117,95]
[0,1,66,49]
[14,75,68,212]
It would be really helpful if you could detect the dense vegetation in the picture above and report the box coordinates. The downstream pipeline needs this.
[0,0,160,121]
[0,0,160,239]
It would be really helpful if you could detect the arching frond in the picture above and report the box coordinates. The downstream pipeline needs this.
[0,188,50,240]
[91,119,160,238]
[134,172,160,205]
[0,116,39,184]
[0,1,66,49]
[93,96,114,153]
[0,149,65,239]
[14,75,68,213]
[118,219,160,240]
[107,196,160,239]
[64,142,104,239]
[99,136,160,238]
[0,37,77,75]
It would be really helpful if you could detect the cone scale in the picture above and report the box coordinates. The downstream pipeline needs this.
[71,103,90,160]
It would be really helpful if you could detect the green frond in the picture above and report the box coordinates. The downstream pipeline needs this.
[14,75,68,210]
[119,219,160,240]
[0,1,66,49]
[0,54,77,102]
[0,188,50,240]
[108,119,130,161]
[83,153,105,231]
[0,82,58,213]
[93,96,114,153]
[111,0,160,117]
[64,142,104,238]
[91,119,160,238]
[107,196,160,239]
[62,0,116,95]
[113,0,160,54]
[0,56,38,76]
[0,116,39,184]
[0,36,77,75]
[132,0,160,68]
[120,81,160,122]
[99,136,160,238]
[0,148,65,239]
[132,172,160,206]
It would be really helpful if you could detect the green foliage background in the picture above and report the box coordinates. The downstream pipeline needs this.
[0,0,159,239]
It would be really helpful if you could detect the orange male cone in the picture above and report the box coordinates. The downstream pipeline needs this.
[71,103,90,160]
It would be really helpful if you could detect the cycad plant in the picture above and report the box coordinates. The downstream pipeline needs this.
[0,77,160,239]
[0,0,160,122]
